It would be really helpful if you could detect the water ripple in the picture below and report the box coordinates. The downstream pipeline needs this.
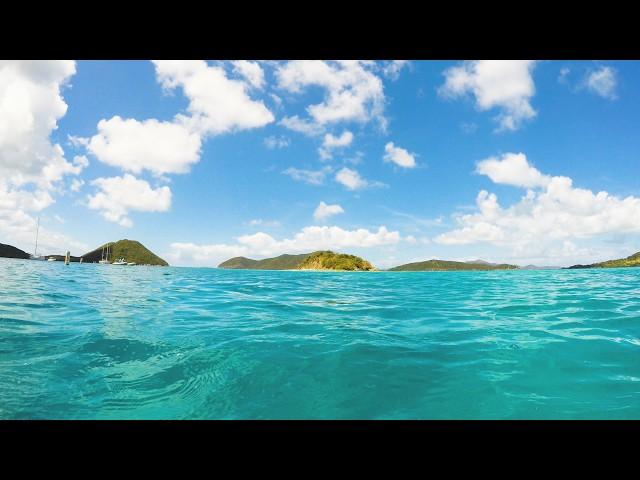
[1,258,639,419]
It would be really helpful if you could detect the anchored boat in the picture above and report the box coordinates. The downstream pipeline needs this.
[98,244,111,264]
[30,216,46,261]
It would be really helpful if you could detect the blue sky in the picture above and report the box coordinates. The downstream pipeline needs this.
[1,60,639,267]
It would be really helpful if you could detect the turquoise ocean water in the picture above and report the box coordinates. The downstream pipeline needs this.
[1,257,639,419]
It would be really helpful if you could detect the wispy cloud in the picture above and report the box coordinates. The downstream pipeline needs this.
[264,135,290,149]
[382,207,446,228]
[584,66,618,100]
[282,166,333,185]
[335,168,386,191]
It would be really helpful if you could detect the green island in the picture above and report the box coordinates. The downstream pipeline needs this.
[298,251,375,271]
[0,243,30,259]
[0,239,168,266]
[3,238,640,272]
[219,253,311,270]
[82,239,168,266]
[389,259,518,271]
[567,251,640,269]
[219,250,375,271]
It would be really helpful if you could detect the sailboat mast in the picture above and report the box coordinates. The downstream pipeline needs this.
[34,216,40,257]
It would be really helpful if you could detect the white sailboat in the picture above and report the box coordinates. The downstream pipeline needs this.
[98,244,111,264]
[30,216,46,261]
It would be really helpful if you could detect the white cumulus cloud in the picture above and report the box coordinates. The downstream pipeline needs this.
[475,152,550,188]
[169,242,249,265]
[383,142,416,168]
[323,130,354,148]
[153,60,274,136]
[168,225,400,266]
[319,130,353,159]
[87,116,202,176]
[80,60,275,225]
[585,66,617,100]
[231,60,265,89]
[0,60,87,252]
[334,167,384,191]
[435,153,640,263]
[313,201,344,221]
[276,60,386,131]
[87,174,172,228]
[0,60,80,187]
[439,60,537,131]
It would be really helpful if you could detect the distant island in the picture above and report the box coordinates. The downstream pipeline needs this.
[0,243,30,259]
[82,239,168,266]
[0,239,168,266]
[389,259,518,271]
[298,251,375,271]
[3,238,639,271]
[218,253,522,272]
[518,265,562,270]
[219,250,375,271]
[567,250,640,269]
[219,253,311,270]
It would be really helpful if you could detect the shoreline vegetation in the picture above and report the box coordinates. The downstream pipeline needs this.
[81,239,168,266]
[219,251,375,271]
[298,251,374,271]
[388,259,518,272]
[2,241,639,271]
[0,239,168,266]
[565,251,640,269]
[219,249,640,271]
[0,243,31,260]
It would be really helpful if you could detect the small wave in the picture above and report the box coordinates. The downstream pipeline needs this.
[2,263,640,419]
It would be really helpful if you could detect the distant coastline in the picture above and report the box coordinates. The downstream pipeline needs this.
[219,251,375,271]
[0,239,168,266]
[564,250,640,269]
[217,249,640,272]
[2,241,639,272]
